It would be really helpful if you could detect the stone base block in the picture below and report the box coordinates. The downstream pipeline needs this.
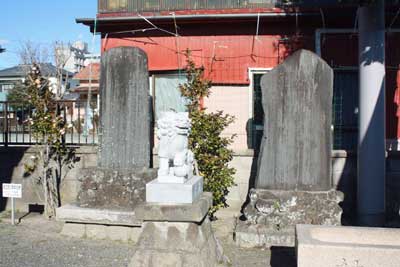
[56,204,141,226]
[130,192,224,267]
[129,218,222,267]
[77,167,157,210]
[236,189,343,247]
[296,224,400,267]
[60,222,142,243]
[146,175,203,204]
[235,220,295,247]
[136,192,212,223]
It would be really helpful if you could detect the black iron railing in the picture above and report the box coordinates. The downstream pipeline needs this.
[0,101,98,146]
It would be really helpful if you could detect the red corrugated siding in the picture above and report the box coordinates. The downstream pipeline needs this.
[102,35,288,84]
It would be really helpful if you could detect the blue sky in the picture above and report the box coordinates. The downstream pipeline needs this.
[0,0,100,69]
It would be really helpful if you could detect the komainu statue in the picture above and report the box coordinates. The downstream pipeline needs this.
[157,111,195,183]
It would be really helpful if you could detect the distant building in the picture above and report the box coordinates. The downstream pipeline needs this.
[84,53,101,66]
[55,41,101,74]
[55,41,88,74]
[70,62,100,105]
[0,63,73,101]
[64,63,100,129]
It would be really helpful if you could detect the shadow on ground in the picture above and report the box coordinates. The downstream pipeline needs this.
[270,246,297,267]
[0,147,27,212]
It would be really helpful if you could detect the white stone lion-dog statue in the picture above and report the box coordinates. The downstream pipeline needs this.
[157,111,195,183]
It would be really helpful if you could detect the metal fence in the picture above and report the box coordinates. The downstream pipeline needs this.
[98,0,278,13]
[0,101,98,146]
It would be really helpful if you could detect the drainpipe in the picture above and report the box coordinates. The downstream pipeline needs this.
[357,0,386,226]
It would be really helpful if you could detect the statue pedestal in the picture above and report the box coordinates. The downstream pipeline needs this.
[146,176,203,204]
[130,193,223,267]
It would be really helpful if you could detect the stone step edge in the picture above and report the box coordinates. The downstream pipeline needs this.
[56,204,141,227]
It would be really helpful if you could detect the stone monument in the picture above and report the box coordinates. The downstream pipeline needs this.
[98,46,151,170]
[57,47,156,231]
[236,50,343,247]
[130,111,223,267]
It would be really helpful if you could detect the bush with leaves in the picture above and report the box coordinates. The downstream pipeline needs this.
[179,51,236,217]
[23,64,76,218]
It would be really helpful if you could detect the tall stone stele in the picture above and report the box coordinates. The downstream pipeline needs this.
[75,47,156,211]
[98,46,151,170]
[237,50,343,248]
[256,49,332,191]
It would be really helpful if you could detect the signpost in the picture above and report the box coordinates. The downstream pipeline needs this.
[2,183,22,225]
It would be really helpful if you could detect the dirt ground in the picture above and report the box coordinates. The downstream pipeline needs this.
[0,211,296,267]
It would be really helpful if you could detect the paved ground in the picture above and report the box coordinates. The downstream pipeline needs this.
[0,211,296,267]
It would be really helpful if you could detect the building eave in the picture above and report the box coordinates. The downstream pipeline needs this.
[76,11,320,32]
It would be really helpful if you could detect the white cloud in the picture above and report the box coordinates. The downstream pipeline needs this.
[0,39,10,46]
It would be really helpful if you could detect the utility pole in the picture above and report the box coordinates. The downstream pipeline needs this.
[358,0,386,226]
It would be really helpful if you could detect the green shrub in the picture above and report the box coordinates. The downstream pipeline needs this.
[179,51,236,217]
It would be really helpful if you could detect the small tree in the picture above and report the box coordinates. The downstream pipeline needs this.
[24,64,75,218]
[18,40,49,65]
[179,51,236,217]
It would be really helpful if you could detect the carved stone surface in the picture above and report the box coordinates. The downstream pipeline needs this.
[157,111,194,183]
[98,46,151,170]
[235,188,343,247]
[256,49,333,191]
[243,189,343,227]
[77,168,157,210]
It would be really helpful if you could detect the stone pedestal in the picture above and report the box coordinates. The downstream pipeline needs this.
[146,176,203,204]
[130,193,223,267]
[236,189,343,247]
[77,168,157,210]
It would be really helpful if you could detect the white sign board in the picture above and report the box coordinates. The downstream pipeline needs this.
[2,183,22,198]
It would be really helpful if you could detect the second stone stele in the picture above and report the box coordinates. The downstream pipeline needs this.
[146,111,203,204]
[236,49,343,248]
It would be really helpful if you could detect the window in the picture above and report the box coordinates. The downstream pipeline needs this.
[0,83,14,93]
[108,0,127,10]
[332,69,358,150]
[249,69,269,150]
[153,73,187,121]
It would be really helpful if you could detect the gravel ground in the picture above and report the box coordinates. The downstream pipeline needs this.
[0,212,134,267]
[0,212,296,267]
